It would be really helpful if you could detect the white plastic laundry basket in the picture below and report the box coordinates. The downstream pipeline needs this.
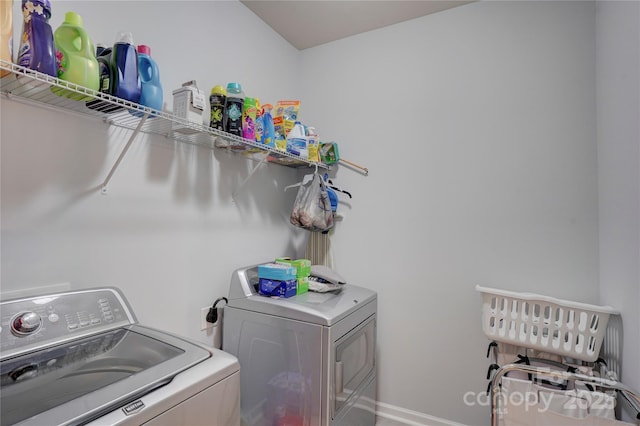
[497,376,622,426]
[476,286,619,362]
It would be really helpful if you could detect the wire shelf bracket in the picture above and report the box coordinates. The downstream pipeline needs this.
[101,111,150,194]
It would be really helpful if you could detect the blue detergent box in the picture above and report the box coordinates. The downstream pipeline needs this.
[258,263,297,281]
[259,278,297,298]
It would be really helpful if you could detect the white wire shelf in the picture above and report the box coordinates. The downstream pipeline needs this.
[0,60,329,172]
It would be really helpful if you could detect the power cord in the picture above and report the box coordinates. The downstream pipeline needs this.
[206,297,228,324]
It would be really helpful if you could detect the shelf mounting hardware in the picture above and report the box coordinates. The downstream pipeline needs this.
[232,157,267,201]
[101,111,150,194]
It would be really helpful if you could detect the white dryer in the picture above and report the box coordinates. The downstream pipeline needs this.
[222,264,377,426]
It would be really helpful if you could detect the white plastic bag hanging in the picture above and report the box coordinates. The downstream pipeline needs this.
[290,172,334,232]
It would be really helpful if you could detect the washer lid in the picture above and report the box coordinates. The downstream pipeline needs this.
[0,325,211,426]
[226,265,377,325]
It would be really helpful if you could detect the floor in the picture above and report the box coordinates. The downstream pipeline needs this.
[376,417,407,426]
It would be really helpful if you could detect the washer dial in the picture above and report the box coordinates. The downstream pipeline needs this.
[11,312,43,336]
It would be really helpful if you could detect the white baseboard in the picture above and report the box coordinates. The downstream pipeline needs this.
[376,401,467,426]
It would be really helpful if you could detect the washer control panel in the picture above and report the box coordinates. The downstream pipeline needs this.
[0,288,136,359]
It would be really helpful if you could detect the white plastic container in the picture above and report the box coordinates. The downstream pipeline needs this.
[286,121,308,159]
[305,126,319,162]
[172,80,206,133]
[476,285,618,361]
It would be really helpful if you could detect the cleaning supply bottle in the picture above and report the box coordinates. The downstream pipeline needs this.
[0,0,13,77]
[254,100,263,143]
[306,126,320,162]
[95,45,114,96]
[286,121,308,158]
[16,0,57,77]
[261,103,275,148]
[223,82,244,137]
[242,96,257,140]
[85,44,123,112]
[209,84,226,130]
[111,31,140,103]
[136,44,162,112]
[53,11,99,99]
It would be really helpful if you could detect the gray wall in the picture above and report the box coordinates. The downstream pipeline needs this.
[298,1,602,423]
[596,0,640,394]
[1,0,306,342]
[1,1,637,425]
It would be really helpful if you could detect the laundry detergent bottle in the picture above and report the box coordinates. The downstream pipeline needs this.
[136,44,162,112]
[286,121,308,158]
[254,99,263,143]
[94,44,113,95]
[53,11,99,99]
[242,96,257,140]
[111,31,141,103]
[17,0,57,76]
[223,82,244,137]
[209,84,226,130]
[261,103,275,147]
[0,0,13,77]
[85,44,124,113]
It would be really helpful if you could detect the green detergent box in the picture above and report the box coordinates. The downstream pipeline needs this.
[296,276,309,295]
[275,258,311,278]
[275,258,311,295]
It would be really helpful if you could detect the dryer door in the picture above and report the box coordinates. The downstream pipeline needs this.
[333,315,376,417]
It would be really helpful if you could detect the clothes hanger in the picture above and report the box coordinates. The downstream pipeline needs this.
[321,174,353,199]
[284,182,301,192]
[327,183,352,199]
[284,165,319,192]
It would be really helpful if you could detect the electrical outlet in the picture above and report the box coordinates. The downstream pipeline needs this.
[200,307,213,331]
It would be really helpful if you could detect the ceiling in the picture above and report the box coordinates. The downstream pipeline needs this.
[240,0,475,50]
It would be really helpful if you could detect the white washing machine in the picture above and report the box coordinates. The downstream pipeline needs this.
[0,287,240,426]
[222,264,377,426]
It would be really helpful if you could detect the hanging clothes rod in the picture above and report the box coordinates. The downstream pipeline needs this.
[339,158,368,176]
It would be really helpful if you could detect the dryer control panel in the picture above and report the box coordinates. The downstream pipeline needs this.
[0,287,136,360]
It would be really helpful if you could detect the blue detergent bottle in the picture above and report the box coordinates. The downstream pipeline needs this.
[254,100,263,143]
[111,31,140,103]
[261,103,276,147]
[17,0,57,76]
[136,44,162,113]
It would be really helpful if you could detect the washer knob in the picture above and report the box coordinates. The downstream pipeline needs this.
[11,312,42,335]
